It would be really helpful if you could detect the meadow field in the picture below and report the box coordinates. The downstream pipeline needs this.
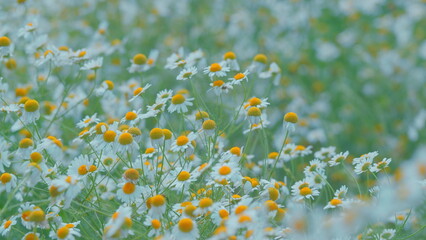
[1,0,426,239]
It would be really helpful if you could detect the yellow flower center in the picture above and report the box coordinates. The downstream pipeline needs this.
[125,112,137,121]
[268,187,279,201]
[218,166,231,175]
[218,209,229,219]
[299,187,312,196]
[122,182,136,194]
[150,128,164,139]
[177,171,191,181]
[24,233,39,240]
[199,198,213,208]
[238,215,252,223]
[118,132,133,145]
[24,99,39,112]
[4,220,12,229]
[230,147,241,156]
[171,94,186,105]
[176,136,189,146]
[0,36,11,47]
[202,120,216,130]
[103,130,116,142]
[104,80,114,90]
[330,198,342,206]
[284,112,298,123]
[145,148,155,154]
[212,80,224,87]
[133,87,144,96]
[133,54,147,65]
[247,107,261,117]
[265,200,278,211]
[151,195,166,207]
[268,152,279,159]
[0,173,12,184]
[195,111,209,120]
[128,127,142,136]
[29,210,45,222]
[254,54,267,64]
[151,219,161,229]
[249,97,261,106]
[234,73,245,80]
[124,168,140,180]
[178,218,193,232]
[223,51,236,60]
[57,226,70,239]
[209,63,222,72]
[78,165,88,175]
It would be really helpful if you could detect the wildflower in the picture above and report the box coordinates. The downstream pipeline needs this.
[150,128,165,147]
[171,132,197,155]
[204,62,230,79]
[104,206,133,239]
[201,119,216,136]
[173,218,199,240]
[22,99,41,124]
[168,94,194,113]
[0,172,17,193]
[148,195,167,218]
[370,158,392,173]
[80,57,103,71]
[0,36,12,57]
[247,107,262,124]
[229,70,249,85]
[291,180,320,201]
[328,151,349,167]
[116,181,143,203]
[223,51,240,71]
[49,222,81,240]
[129,83,152,102]
[209,80,233,95]
[177,66,198,80]
[0,216,17,236]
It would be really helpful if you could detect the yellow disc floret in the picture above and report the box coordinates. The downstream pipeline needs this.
[171,94,186,105]
[24,99,39,112]
[284,112,298,123]
[178,218,193,232]
[133,53,147,65]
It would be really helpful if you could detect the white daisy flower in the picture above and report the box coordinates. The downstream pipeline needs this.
[168,94,194,114]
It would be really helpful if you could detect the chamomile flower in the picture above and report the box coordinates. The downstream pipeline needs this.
[173,218,199,240]
[170,132,197,154]
[50,175,82,208]
[148,195,167,219]
[95,80,115,96]
[67,155,97,179]
[168,94,194,113]
[223,51,240,71]
[204,62,230,79]
[77,113,100,128]
[143,216,162,237]
[0,215,17,236]
[104,206,134,239]
[115,132,139,154]
[150,128,165,148]
[128,53,149,73]
[177,66,198,80]
[229,70,249,85]
[209,80,233,95]
[0,36,13,57]
[247,107,262,124]
[49,222,81,240]
[291,180,320,201]
[259,62,281,85]
[0,172,17,193]
[379,229,396,240]
[201,119,217,136]
[116,181,143,203]
[329,151,349,167]
[211,161,242,186]
[21,99,40,124]
[370,158,392,173]
[80,57,103,71]
[128,83,151,102]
